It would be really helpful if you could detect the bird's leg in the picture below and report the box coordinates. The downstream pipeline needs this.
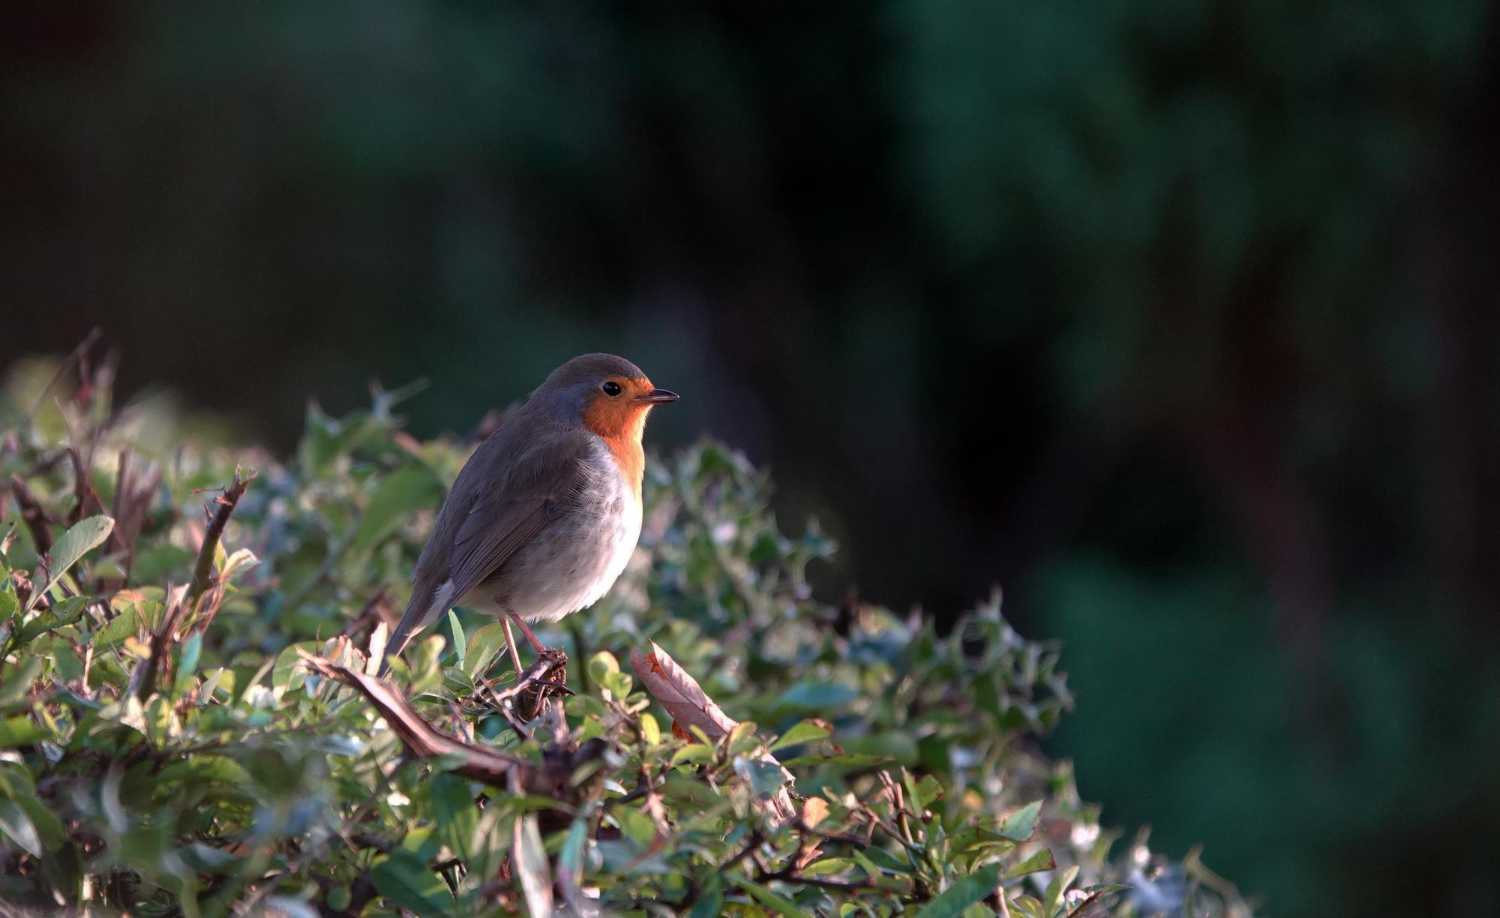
[500,617,526,678]
[504,608,550,655]
[497,609,568,721]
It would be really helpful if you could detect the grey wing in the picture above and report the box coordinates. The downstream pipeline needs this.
[379,434,589,673]
[445,491,558,606]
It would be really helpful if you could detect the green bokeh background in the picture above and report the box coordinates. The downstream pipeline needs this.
[4,2,1498,915]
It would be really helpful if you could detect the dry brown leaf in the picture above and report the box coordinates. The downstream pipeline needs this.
[802,796,829,829]
[628,643,739,743]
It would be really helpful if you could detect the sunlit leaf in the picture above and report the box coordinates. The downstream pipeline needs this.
[998,800,1042,842]
[32,515,114,611]
[462,623,508,679]
[769,718,832,752]
[1004,848,1057,880]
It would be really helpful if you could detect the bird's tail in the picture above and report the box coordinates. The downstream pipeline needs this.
[377,584,449,677]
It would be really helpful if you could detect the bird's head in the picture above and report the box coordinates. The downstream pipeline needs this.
[537,353,679,441]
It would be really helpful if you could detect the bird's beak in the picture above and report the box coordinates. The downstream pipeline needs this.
[638,388,680,404]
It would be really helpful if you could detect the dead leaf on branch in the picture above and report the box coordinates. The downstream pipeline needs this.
[628,642,738,742]
[629,641,797,824]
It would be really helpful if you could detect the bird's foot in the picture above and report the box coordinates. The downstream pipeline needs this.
[514,646,569,721]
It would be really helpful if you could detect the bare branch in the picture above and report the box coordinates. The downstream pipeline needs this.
[302,652,605,804]
[26,327,102,421]
[303,652,528,784]
[103,448,160,592]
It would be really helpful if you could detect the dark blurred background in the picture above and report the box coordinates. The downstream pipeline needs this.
[4,2,1498,915]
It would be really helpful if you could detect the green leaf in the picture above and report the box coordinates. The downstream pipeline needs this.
[446,610,466,668]
[947,825,1015,856]
[429,774,477,863]
[779,753,890,769]
[1004,848,1057,880]
[93,607,140,651]
[769,718,832,752]
[30,515,114,611]
[588,650,619,682]
[155,756,253,788]
[670,743,714,767]
[775,681,858,711]
[173,633,203,697]
[12,793,64,852]
[273,641,322,692]
[688,876,724,918]
[462,623,508,679]
[19,595,88,643]
[600,669,633,700]
[639,712,661,745]
[0,798,42,857]
[733,877,804,917]
[0,658,42,708]
[1044,864,1080,913]
[558,816,588,880]
[802,857,857,877]
[0,716,49,749]
[353,468,443,551]
[914,864,1000,918]
[370,849,457,917]
[998,800,1042,842]
[863,846,911,873]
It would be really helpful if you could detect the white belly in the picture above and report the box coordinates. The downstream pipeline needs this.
[454,438,642,623]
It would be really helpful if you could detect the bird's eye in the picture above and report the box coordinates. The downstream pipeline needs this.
[601,381,622,397]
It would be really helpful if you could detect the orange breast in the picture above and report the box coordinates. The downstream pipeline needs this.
[598,429,645,497]
[582,397,648,497]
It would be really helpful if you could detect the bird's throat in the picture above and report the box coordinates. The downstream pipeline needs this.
[598,430,645,497]
[584,404,648,497]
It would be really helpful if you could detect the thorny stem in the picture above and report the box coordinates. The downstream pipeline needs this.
[719,829,765,875]
[189,467,255,604]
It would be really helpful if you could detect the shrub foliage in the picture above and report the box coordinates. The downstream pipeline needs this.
[0,361,1251,916]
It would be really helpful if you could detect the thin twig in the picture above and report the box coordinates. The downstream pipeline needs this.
[719,829,765,875]
[27,327,102,421]
[103,448,160,592]
[479,677,534,741]
[9,475,53,555]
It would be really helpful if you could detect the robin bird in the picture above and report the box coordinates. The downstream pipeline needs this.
[378,353,679,678]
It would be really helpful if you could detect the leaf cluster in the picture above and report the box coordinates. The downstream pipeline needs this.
[0,365,1253,916]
